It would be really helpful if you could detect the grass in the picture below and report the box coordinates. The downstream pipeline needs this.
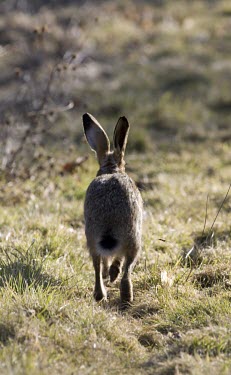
[0,0,231,374]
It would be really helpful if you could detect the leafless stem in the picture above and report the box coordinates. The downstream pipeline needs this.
[4,60,67,174]
[39,62,59,110]
[5,116,39,173]
[208,182,231,235]
[202,194,209,237]
[28,101,74,117]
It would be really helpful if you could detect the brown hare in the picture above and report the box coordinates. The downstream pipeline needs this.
[82,113,143,306]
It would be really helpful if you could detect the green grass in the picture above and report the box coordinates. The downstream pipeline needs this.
[0,0,231,374]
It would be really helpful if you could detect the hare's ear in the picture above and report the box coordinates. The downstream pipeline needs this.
[83,113,110,162]
[113,116,130,161]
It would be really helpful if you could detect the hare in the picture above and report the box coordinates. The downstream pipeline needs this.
[82,113,143,305]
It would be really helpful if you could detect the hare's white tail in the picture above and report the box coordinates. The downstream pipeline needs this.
[96,232,120,256]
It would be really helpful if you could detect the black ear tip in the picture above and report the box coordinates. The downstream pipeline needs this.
[83,113,91,122]
[82,113,93,130]
[119,116,129,128]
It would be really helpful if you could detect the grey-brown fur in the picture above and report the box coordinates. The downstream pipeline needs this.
[83,113,143,305]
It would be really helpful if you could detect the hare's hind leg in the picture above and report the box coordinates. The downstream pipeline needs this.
[120,253,138,305]
[92,253,107,301]
[102,257,109,279]
[109,257,124,283]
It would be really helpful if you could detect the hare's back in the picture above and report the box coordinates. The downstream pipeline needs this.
[84,173,142,230]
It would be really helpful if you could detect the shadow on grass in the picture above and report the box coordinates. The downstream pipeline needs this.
[0,246,62,293]
[130,303,160,319]
[100,266,161,314]
[194,228,231,248]
[182,228,231,267]
[0,323,15,345]
[192,265,231,289]
[102,285,160,316]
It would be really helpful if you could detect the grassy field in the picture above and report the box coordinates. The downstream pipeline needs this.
[0,1,231,374]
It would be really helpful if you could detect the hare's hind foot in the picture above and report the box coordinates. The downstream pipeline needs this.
[120,277,133,304]
[94,287,107,302]
[109,257,123,283]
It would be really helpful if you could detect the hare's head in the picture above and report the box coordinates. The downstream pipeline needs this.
[83,113,129,176]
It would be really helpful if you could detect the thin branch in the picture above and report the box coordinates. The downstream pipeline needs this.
[28,101,74,117]
[5,117,38,172]
[185,184,231,262]
[208,182,231,235]
[39,61,59,110]
[5,61,62,173]
[202,194,209,237]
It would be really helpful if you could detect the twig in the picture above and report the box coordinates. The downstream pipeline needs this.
[28,101,74,117]
[208,182,231,235]
[39,61,59,110]
[185,194,209,259]
[5,61,66,173]
[186,184,231,261]
[5,117,38,172]
[202,194,209,237]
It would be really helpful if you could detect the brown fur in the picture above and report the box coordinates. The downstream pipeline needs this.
[83,113,143,306]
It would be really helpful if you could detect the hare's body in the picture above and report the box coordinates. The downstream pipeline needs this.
[82,113,142,305]
[85,173,142,257]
